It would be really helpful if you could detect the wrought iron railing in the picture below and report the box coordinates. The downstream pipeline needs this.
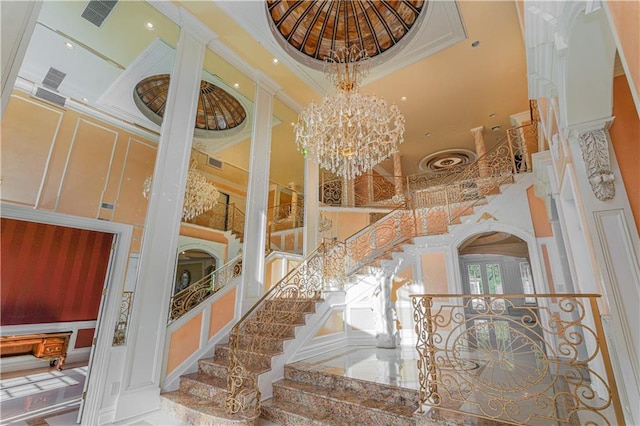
[411,293,624,425]
[343,201,416,275]
[320,170,404,207]
[407,123,537,230]
[268,201,304,230]
[168,255,243,322]
[113,291,133,346]
[188,202,245,241]
[226,240,344,416]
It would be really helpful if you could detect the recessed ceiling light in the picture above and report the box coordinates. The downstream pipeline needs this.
[491,125,501,132]
[233,83,240,89]
[400,96,407,102]
[425,132,432,137]
[272,58,279,64]
[489,113,496,118]
[471,40,480,48]
[82,97,88,102]
[145,22,155,30]
[64,42,74,49]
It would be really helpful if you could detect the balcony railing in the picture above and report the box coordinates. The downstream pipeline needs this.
[113,291,133,346]
[411,293,624,425]
[320,171,405,207]
[168,254,243,322]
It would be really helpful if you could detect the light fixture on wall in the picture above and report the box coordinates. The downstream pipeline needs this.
[143,159,220,221]
[293,45,405,180]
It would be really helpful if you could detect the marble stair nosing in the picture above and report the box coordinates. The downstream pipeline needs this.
[179,372,228,400]
[161,391,257,426]
[214,344,276,370]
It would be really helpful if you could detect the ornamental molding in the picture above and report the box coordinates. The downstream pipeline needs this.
[578,127,615,202]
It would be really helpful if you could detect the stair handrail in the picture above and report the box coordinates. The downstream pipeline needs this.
[342,200,416,275]
[168,254,243,323]
[226,239,344,416]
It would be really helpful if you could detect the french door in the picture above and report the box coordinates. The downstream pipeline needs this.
[463,260,506,311]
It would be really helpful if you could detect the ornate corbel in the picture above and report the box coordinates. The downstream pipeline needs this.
[578,127,615,201]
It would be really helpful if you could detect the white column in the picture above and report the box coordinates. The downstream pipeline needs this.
[471,126,488,177]
[1,1,42,118]
[241,72,279,308]
[115,23,209,419]
[304,158,320,255]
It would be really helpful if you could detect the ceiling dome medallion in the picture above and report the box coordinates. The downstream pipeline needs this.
[266,0,426,67]
[419,149,477,172]
[133,74,247,138]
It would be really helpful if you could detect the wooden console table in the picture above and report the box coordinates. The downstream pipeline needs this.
[0,331,72,370]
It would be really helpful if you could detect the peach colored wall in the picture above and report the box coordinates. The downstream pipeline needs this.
[526,186,553,237]
[1,92,157,249]
[335,211,370,241]
[209,288,237,339]
[420,252,448,293]
[179,224,229,245]
[607,1,640,111]
[610,75,640,231]
[166,312,202,375]
[315,311,344,337]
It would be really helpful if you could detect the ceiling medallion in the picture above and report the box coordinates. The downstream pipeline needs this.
[133,74,246,138]
[293,45,405,180]
[418,149,478,172]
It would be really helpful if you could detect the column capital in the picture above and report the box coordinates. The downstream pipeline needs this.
[254,70,281,96]
[470,126,485,136]
[577,126,616,202]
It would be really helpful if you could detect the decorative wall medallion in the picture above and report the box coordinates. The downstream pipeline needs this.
[578,129,615,201]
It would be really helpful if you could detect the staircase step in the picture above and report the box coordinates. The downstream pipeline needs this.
[161,390,257,426]
[285,362,418,407]
[214,344,277,370]
[198,356,269,381]
[179,372,227,400]
[230,331,287,353]
[263,378,417,426]
[262,298,319,313]
[260,397,350,426]
[242,319,297,339]
[254,309,307,325]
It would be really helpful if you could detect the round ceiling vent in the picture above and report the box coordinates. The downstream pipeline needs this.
[265,1,427,68]
[418,149,477,172]
[133,74,247,138]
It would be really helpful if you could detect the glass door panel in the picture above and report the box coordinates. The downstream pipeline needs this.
[466,263,485,309]
[486,263,505,310]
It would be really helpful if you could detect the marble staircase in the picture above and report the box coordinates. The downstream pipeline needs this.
[160,297,321,425]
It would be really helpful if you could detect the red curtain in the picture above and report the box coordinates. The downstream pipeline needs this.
[1,218,113,325]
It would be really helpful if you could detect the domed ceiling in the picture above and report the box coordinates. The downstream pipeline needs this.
[266,0,427,66]
[133,74,247,138]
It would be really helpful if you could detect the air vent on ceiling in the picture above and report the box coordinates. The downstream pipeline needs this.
[42,67,66,90]
[34,87,66,107]
[81,0,118,27]
[207,156,223,169]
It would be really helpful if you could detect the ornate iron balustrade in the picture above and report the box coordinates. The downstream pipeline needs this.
[407,123,537,230]
[168,255,243,322]
[268,201,304,229]
[343,201,416,275]
[411,293,624,425]
[226,240,345,416]
[320,170,404,207]
[113,291,133,346]
[187,202,245,241]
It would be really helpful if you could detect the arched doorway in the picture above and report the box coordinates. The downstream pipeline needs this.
[173,249,217,294]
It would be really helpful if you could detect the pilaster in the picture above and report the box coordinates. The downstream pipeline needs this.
[471,126,488,177]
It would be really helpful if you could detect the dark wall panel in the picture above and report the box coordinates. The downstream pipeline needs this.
[1,218,113,325]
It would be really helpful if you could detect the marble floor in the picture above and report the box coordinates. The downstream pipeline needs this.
[295,345,420,390]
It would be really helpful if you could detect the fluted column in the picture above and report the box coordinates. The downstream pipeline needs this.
[241,73,279,309]
[471,126,488,177]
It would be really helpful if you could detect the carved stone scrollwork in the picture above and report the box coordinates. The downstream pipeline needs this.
[578,128,615,201]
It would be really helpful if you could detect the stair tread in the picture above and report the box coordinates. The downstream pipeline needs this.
[200,356,271,375]
[261,397,352,426]
[182,371,227,389]
[273,378,417,416]
[161,390,257,423]
[217,343,283,357]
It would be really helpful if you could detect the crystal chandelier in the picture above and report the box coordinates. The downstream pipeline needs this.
[143,159,220,221]
[293,45,405,180]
